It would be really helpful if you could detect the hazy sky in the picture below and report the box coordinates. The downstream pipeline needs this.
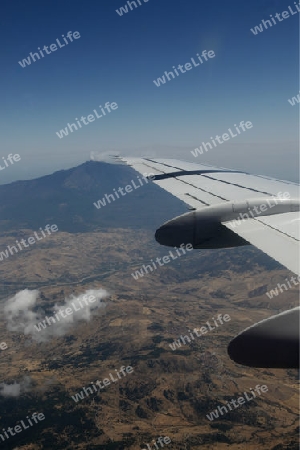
[1,0,299,184]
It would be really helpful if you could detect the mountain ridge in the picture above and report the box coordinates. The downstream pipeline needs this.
[0,161,186,233]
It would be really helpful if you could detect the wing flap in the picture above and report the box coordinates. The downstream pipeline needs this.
[211,172,299,197]
[224,213,300,275]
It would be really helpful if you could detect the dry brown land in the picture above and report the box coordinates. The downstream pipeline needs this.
[0,228,298,450]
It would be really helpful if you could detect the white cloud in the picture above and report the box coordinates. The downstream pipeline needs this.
[3,288,109,343]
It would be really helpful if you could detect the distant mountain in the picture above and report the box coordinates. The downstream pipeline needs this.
[0,161,186,233]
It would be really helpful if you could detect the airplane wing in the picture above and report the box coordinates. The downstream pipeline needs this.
[119,157,300,369]
[119,157,300,275]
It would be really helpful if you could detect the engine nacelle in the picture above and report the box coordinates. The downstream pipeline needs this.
[155,197,300,249]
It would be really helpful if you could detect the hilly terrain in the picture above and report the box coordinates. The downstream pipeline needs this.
[0,162,298,450]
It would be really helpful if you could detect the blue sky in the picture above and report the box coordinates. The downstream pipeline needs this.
[1,0,299,183]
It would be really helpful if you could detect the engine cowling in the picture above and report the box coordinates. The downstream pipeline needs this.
[155,197,300,249]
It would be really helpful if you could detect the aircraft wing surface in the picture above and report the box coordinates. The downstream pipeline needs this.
[120,157,300,276]
[119,157,299,369]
